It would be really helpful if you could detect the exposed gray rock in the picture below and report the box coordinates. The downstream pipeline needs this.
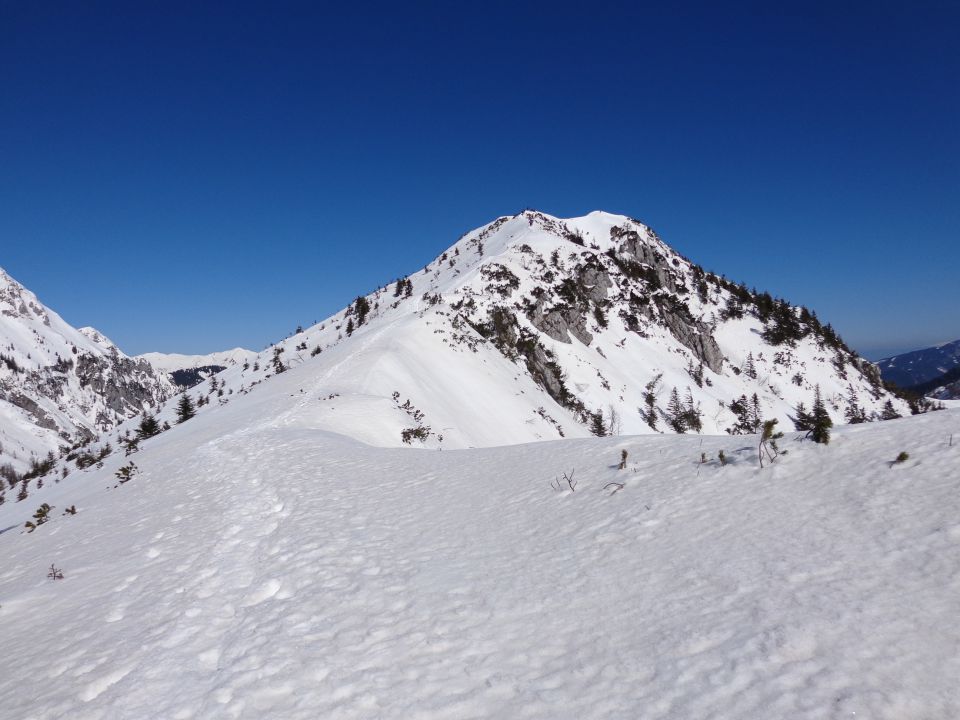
[616,231,677,292]
[527,298,593,346]
[660,311,724,373]
[8,393,58,430]
[576,265,612,304]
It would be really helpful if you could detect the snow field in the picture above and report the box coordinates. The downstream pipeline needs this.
[1,401,958,719]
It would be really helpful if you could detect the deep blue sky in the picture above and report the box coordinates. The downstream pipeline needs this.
[1,1,957,358]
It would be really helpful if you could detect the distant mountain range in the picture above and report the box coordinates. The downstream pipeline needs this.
[877,339,960,396]
[136,349,258,374]
[136,349,258,388]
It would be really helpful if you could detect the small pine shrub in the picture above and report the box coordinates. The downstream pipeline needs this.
[24,503,53,532]
[115,462,138,484]
[758,419,785,467]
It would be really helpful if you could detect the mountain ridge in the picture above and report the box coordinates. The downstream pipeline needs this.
[127,209,909,451]
[2,209,917,503]
[877,338,960,388]
[0,267,175,479]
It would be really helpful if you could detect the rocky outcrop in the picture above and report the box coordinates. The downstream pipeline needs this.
[6,392,58,431]
[1,266,175,472]
[527,298,593,346]
[576,264,612,304]
[662,312,724,373]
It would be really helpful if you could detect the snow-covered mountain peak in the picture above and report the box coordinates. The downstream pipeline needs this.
[0,268,174,477]
[139,209,908,452]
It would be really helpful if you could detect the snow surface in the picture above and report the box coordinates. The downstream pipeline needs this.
[1,355,958,718]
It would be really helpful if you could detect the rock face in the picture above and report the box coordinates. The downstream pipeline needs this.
[528,298,593,346]
[0,267,174,476]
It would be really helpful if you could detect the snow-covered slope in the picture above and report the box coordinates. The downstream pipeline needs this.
[159,210,905,451]
[137,348,257,373]
[1,365,957,717]
[0,267,174,478]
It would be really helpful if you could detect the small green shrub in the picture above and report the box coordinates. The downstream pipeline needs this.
[25,503,53,532]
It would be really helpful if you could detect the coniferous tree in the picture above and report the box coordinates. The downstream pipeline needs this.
[810,385,832,444]
[728,395,750,434]
[271,347,286,374]
[792,401,813,432]
[844,385,866,424]
[683,389,703,433]
[137,414,161,440]
[641,374,660,431]
[354,296,371,326]
[728,394,761,434]
[177,394,196,424]
[744,352,757,379]
[880,400,902,420]
[346,318,355,336]
[749,394,763,432]
[589,410,606,437]
[666,388,687,433]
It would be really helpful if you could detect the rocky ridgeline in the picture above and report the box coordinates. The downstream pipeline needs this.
[0,268,174,491]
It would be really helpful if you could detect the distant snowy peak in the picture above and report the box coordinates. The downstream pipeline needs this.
[0,266,174,475]
[138,348,257,373]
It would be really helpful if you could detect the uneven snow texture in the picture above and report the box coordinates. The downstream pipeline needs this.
[2,382,958,718]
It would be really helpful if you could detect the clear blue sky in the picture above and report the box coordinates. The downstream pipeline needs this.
[1,1,957,359]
